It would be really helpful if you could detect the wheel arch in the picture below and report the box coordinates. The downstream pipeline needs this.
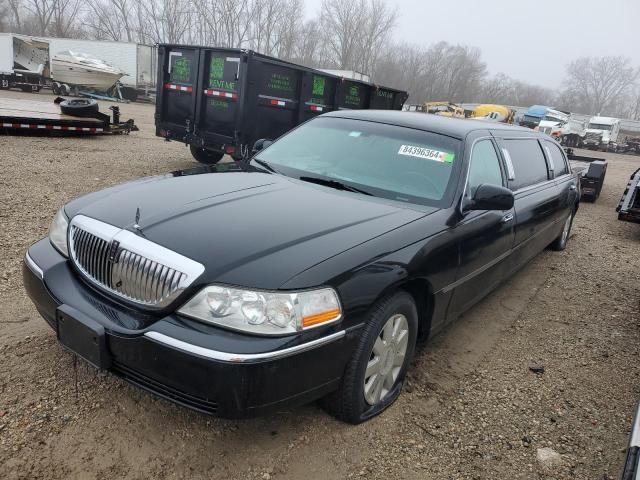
[372,277,434,340]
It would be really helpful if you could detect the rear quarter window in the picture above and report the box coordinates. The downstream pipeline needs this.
[503,139,549,190]
[544,141,569,176]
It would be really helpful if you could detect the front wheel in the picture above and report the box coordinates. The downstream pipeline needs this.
[550,209,575,251]
[321,291,418,424]
[190,145,224,165]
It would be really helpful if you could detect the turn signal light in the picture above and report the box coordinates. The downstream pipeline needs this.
[302,309,341,328]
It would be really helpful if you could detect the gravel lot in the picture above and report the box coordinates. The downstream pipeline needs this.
[1,89,639,479]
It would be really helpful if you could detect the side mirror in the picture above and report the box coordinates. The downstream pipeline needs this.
[465,184,514,211]
[252,138,273,154]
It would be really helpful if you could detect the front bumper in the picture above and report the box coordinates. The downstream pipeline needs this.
[23,239,358,417]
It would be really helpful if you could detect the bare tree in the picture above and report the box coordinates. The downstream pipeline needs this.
[24,0,54,35]
[562,56,639,115]
[86,0,134,41]
[50,0,81,37]
[320,0,396,73]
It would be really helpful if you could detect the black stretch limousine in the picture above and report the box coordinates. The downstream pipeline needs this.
[23,111,580,424]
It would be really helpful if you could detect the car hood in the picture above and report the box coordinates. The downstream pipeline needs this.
[66,168,432,289]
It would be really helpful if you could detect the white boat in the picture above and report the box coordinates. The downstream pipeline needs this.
[51,50,125,90]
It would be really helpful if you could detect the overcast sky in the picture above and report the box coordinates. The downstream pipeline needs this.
[305,0,639,88]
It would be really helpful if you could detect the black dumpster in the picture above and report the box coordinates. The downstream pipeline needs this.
[155,44,409,164]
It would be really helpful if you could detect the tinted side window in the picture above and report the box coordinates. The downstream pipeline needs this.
[544,141,569,176]
[504,139,549,190]
[467,140,503,197]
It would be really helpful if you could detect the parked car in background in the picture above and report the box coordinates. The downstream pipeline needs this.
[23,112,580,424]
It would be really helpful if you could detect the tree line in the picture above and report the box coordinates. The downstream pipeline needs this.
[1,0,639,119]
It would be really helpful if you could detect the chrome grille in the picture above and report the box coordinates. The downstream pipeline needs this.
[68,215,204,308]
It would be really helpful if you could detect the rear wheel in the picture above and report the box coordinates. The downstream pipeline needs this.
[51,82,60,95]
[551,209,575,251]
[321,291,418,424]
[190,145,224,165]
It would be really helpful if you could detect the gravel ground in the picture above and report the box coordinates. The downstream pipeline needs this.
[1,89,639,479]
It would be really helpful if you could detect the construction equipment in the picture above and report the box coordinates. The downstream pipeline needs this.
[422,101,465,118]
[469,104,516,123]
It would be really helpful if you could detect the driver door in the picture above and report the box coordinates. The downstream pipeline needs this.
[448,137,515,318]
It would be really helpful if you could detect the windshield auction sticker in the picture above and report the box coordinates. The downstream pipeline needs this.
[398,145,454,163]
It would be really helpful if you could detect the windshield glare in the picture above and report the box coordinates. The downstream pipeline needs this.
[253,117,461,206]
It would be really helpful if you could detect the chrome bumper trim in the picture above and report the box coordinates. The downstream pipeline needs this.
[144,330,346,364]
[68,215,205,309]
[25,250,44,279]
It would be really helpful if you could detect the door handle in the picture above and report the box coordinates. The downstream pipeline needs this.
[501,213,514,223]
[569,184,577,191]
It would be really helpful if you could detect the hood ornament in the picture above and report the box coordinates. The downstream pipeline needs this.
[133,207,143,233]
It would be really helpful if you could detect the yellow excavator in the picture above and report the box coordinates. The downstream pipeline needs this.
[469,104,516,124]
[422,102,466,118]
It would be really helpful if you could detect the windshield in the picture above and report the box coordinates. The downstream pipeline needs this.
[522,115,541,123]
[588,123,612,131]
[543,115,564,123]
[253,117,461,207]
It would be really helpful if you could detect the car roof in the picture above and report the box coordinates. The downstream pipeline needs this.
[322,110,539,139]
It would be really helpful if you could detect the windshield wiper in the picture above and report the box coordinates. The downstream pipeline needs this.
[251,158,278,174]
[298,176,373,196]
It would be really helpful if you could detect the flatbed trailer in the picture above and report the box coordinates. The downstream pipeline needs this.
[616,167,640,224]
[0,97,137,134]
[565,148,608,202]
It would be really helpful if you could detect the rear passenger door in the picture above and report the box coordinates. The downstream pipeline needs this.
[543,140,578,220]
[497,136,562,273]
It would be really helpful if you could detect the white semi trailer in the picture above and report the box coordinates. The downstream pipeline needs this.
[0,33,49,92]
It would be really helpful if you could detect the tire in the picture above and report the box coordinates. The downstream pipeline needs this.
[550,209,575,251]
[321,291,418,424]
[60,84,70,96]
[190,145,224,164]
[59,99,99,117]
[52,83,60,95]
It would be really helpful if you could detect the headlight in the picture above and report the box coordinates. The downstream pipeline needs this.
[49,208,69,257]
[178,286,342,335]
